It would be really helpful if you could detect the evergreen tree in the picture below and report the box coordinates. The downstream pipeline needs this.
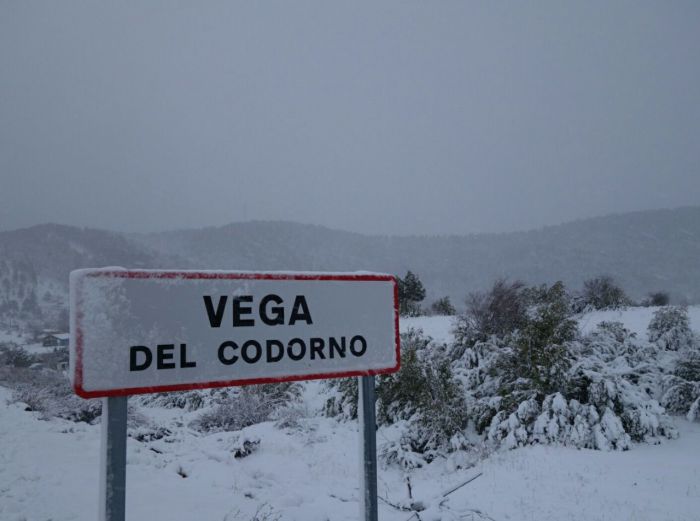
[496,281,577,404]
[397,271,426,316]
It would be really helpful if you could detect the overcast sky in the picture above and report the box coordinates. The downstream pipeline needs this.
[1,1,699,236]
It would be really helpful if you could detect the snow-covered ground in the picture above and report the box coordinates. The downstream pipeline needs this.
[1,309,699,521]
[401,315,457,345]
[403,306,700,344]
[2,383,699,521]
[578,306,700,338]
[0,330,23,345]
[0,330,55,355]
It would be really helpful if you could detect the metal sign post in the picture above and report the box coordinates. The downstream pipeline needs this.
[359,375,379,521]
[99,396,128,521]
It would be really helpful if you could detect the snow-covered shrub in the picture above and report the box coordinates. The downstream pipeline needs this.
[8,369,102,423]
[190,383,301,433]
[566,322,676,444]
[128,411,172,442]
[323,328,434,421]
[453,282,575,410]
[230,433,261,458]
[129,425,172,442]
[486,378,676,451]
[648,306,695,351]
[451,279,678,451]
[688,397,700,422]
[271,402,309,430]
[661,379,698,414]
[674,350,700,381]
[449,334,503,434]
[379,424,428,470]
[137,388,231,411]
[487,393,633,450]
[0,343,34,367]
[494,282,578,407]
[661,348,700,419]
[322,376,358,420]
[377,329,468,463]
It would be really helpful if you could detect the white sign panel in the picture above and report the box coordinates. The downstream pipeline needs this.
[70,269,399,398]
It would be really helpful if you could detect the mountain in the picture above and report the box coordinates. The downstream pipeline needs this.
[142,206,700,304]
[0,224,180,329]
[1,207,700,329]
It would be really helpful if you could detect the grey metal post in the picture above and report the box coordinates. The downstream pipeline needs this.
[99,396,128,521]
[358,375,378,521]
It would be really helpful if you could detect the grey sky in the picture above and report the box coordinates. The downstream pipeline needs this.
[1,1,699,236]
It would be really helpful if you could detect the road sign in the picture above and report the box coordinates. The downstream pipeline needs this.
[70,269,399,398]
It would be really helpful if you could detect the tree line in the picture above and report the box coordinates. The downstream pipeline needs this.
[397,270,671,317]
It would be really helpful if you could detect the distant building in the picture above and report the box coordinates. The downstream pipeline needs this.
[42,333,69,347]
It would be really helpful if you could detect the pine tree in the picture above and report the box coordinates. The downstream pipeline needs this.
[397,271,426,316]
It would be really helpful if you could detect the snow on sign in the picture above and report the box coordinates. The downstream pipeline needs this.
[70,269,400,398]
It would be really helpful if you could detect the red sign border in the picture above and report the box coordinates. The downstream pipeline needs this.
[72,270,400,399]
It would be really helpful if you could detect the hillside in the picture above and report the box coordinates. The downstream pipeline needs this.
[1,308,699,521]
[143,206,700,304]
[1,206,700,328]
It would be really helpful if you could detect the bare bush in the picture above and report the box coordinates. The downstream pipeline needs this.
[430,296,456,316]
[579,276,630,311]
[190,383,301,433]
[454,279,527,346]
[643,292,670,307]
[6,368,102,423]
[137,388,230,411]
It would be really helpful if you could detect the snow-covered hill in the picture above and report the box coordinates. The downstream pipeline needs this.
[3,206,700,329]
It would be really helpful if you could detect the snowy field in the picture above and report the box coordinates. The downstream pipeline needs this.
[1,309,699,521]
[403,306,700,345]
[578,306,700,338]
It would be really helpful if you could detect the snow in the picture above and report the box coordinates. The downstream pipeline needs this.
[0,330,56,355]
[400,315,457,345]
[22,343,58,355]
[0,330,24,345]
[465,420,700,521]
[2,310,699,520]
[578,305,700,338]
[2,384,699,521]
[71,267,396,278]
